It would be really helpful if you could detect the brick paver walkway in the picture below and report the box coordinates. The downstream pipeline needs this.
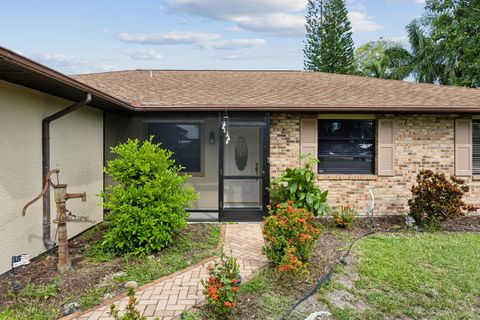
[67,223,267,320]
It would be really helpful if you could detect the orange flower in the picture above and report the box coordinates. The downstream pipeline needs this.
[128,297,135,305]
[224,301,237,307]
[279,265,293,272]
[208,286,218,296]
[232,286,239,292]
[276,203,282,209]
[231,278,238,284]
[300,232,311,240]
[207,265,213,271]
[287,200,294,205]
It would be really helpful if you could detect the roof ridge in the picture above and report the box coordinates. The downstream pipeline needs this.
[72,69,480,92]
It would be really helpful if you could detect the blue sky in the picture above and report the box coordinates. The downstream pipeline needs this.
[0,0,425,74]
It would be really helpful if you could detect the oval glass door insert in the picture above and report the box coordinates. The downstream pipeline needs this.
[235,136,248,171]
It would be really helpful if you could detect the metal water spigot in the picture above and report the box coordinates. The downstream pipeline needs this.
[65,192,87,202]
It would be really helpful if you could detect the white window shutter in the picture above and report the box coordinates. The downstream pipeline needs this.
[300,118,318,168]
[378,119,395,176]
[455,119,472,176]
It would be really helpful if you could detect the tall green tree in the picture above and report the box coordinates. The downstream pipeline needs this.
[304,0,323,71]
[387,0,480,87]
[355,38,409,79]
[304,0,355,74]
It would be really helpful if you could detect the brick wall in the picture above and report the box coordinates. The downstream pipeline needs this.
[269,113,480,215]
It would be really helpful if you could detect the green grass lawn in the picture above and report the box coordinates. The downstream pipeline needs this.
[323,232,480,320]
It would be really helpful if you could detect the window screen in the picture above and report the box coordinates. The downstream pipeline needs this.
[318,119,375,174]
[147,123,202,173]
[473,120,480,175]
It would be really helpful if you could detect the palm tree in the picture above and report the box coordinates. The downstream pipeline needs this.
[384,18,466,85]
[383,20,445,83]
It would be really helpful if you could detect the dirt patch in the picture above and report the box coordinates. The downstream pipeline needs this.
[322,254,369,313]
[0,223,219,318]
[439,215,480,232]
[0,224,122,312]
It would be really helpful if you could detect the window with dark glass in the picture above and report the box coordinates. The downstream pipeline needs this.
[473,120,480,175]
[147,123,202,173]
[318,119,375,174]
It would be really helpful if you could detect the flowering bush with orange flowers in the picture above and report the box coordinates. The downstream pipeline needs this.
[109,288,148,320]
[263,202,321,274]
[332,206,356,228]
[201,253,240,319]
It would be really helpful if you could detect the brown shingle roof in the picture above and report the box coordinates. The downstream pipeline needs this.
[72,70,480,112]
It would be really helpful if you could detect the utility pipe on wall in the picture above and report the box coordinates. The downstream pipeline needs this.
[42,93,92,248]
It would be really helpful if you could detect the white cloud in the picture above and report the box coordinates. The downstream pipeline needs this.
[117,31,221,46]
[117,31,266,50]
[166,0,307,37]
[218,52,263,60]
[218,51,282,61]
[122,48,163,60]
[166,0,305,18]
[231,13,305,37]
[225,25,243,32]
[166,0,382,37]
[207,38,266,49]
[348,11,384,32]
[32,53,118,74]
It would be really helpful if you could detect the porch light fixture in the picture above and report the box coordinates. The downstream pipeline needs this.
[208,131,216,144]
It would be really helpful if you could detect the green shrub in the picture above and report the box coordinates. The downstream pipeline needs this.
[269,155,330,216]
[102,137,197,255]
[408,170,477,227]
[332,206,356,228]
[263,203,321,274]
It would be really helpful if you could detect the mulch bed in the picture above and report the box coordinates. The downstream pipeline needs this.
[234,214,480,320]
[0,223,215,316]
[0,224,120,313]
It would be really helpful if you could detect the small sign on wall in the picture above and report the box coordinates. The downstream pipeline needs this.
[12,254,30,268]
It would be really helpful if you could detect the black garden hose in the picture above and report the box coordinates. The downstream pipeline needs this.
[279,230,376,320]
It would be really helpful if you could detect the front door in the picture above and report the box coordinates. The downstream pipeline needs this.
[220,123,267,221]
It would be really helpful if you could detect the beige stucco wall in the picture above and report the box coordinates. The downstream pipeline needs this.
[270,113,480,215]
[0,80,103,275]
